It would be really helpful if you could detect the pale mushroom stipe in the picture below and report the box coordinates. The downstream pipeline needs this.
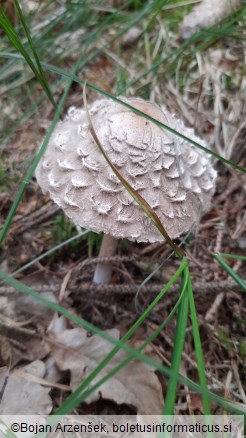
[35,97,217,284]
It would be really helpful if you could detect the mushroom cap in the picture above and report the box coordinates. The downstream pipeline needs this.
[35,97,217,242]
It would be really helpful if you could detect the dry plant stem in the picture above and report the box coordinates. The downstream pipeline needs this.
[93,234,118,284]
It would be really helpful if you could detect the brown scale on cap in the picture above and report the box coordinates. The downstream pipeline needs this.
[36,97,217,243]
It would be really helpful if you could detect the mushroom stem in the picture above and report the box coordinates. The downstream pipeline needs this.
[93,234,118,284]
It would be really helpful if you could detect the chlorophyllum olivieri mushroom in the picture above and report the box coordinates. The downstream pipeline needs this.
[35,97,217,283]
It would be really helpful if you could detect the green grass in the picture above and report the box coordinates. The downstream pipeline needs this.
[213,254,246,292]
[51,214,79,251]
[0,262,244,416]
[0,0,245,418]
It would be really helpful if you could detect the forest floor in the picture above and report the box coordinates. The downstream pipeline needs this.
[0,0,245,418]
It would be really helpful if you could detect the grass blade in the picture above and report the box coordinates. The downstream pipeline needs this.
[0,267,244,416]
[3,230,89,280]
[0,100,61,245]
[0,6,55,109]
[0,51,245,173]
[188,274,211,414]
[163,264,189,414]
[56,258,189,414]
[0,268,176,369]
[0,54,82,245]
[12,0,56,109]
[218,253,246,261]
[83,82,184,258]
[0,7,39,77]
[213,254,246,292]
[56,258,188,413]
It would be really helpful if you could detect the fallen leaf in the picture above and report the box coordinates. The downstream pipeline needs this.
[0,361,53,414]
[47,317,163,414]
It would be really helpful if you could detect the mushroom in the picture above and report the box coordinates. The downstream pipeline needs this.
[35,97,217,283]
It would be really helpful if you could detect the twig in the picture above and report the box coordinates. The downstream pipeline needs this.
[0,277,243,297]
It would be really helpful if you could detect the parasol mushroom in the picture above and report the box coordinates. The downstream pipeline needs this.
[35,97,217,284]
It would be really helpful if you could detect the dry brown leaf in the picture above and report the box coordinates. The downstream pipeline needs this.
[47,317,163,414]
[0,361,52,414]
[180,0,242,39]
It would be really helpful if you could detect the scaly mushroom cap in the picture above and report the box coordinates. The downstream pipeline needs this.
[35,98,217,242]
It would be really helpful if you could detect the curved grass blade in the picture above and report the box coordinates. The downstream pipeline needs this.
[0,259,185,383]
[118,6,246,94]
[83,82,184,258]
[0,51,245,174]
[3,230,89,281]
[57,348,246,417]
[12,0,56,109]
[0,268,173,361]
[0,267,244,416]
[0,94,62,245]
[55,257,189,414]
[218,253,246,261]
[213,254,246,292]
[0,8,39,77]
[50,63,246,174]
[57,258,189,414]
[0,6,56,110]
[0,55,82,245]
[58,264,245,416]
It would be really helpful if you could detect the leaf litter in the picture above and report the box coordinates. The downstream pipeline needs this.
[45,316,164,415]
[0,361,52,414]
